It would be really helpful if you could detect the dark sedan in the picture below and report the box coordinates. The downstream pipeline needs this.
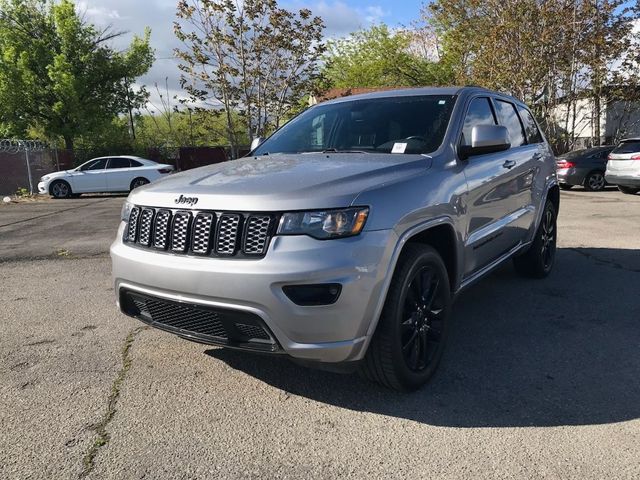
[556,146,614,191]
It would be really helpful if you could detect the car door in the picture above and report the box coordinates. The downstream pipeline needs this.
[460,96,528,276]
[69,158,108,192]
[105,158,133,191]
[491,98,539,241]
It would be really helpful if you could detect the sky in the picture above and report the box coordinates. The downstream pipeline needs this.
[76,0,426,110]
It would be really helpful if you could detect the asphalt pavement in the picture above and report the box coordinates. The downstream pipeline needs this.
[0,190,639,479]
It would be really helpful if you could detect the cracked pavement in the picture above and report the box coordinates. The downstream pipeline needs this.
[0,190,639,479]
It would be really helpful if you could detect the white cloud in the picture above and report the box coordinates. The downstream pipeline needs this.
[77,0,391,111]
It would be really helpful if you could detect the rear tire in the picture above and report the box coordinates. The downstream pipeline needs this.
[583,171,606,191]
[559,183,573,191]
[618,185,639,195]
[50,180,72,199]
[360,244,452,391]
[130,177,149,190]
[513,200,557,278]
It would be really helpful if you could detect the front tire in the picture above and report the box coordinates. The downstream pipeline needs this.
[618,185,639,195]
[513,200,557,278]
[360,244,452,391]
[50,180,72,199]
[584,171,606,191]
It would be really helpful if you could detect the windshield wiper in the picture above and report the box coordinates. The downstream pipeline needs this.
[320,148,370,154]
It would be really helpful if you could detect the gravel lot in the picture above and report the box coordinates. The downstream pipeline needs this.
[1,190,639,479]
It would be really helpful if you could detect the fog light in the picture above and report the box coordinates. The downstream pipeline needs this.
[282,284,342,306]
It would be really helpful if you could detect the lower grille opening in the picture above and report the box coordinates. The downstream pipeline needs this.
[120,289,280,352]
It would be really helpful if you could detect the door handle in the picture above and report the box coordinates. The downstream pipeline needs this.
[503,160,516,169]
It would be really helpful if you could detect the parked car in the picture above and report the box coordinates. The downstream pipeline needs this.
[38,156,174,198]
[111,87,559,391]
[605,139,640,194]
[556,146,614,191]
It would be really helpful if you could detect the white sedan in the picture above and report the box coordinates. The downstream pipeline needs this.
[38,156,174,198]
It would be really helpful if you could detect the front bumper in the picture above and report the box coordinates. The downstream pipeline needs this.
[111,223,396,363]
[604,173,640,187]
[37,181,47,194]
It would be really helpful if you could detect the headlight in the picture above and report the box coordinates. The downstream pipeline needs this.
[277,207,369,240]
[121,201,134,222]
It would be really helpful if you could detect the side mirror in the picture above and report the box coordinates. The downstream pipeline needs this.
[250,137,264,151]
[460,125,510,159]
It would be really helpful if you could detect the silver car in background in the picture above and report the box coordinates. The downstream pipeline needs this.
[111,87,559,391]
[605,139,640,194]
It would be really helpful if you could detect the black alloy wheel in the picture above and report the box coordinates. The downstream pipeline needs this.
[400,265,446,372]
[360,244,451,391]
[513,200,557,278]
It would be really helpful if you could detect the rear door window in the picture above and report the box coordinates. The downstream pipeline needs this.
[461,97,496,147]
[107,158,131,169]
[517,107,543,144]
[612,141,640,154]
[494,100,525,147]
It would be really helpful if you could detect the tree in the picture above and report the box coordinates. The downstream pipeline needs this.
[174,0,325,158]
[0,0,154,150]
[321,24,453,89]
[426,0,640,151]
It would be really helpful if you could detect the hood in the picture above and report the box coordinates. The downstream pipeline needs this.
[42,169,75,180]
[130,153,431,211]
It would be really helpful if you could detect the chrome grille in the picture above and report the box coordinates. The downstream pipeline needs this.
[192,213,215,254]
[171,212,191,252]
[138,208,154,246]
[243,216,272,255]
[153,210,172,249]
[127,207,140,241]
[124,206,274,258]
[216,214,241,255]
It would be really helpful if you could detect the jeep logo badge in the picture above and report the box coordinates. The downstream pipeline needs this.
[175,195,199,206]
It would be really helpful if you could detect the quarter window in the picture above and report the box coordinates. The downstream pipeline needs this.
[129,159,143,167]
[518,107,543,144]
[461,97,496,147]
[494,100,525,147]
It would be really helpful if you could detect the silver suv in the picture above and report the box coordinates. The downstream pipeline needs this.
[111,87,559,391]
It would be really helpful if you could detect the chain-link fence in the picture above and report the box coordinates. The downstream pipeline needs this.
[0,140,74,196]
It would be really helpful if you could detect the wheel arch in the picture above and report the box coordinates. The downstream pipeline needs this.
[363,216,460,342]
[405,224,458,293]
[546,183,560,216]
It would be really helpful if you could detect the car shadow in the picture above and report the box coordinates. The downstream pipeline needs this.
[206,247,640,428]
[75,193,129,199]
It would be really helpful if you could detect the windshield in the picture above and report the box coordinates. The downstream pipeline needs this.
[253,95,457,156]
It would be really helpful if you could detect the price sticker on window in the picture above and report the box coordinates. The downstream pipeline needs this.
[391,142,407,154]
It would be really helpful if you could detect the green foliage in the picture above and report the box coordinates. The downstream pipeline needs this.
[0,0,154,149]
[134,109,249,148]
[427,0,640,150]
[15,187,30,197]
[321,24,454,89]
